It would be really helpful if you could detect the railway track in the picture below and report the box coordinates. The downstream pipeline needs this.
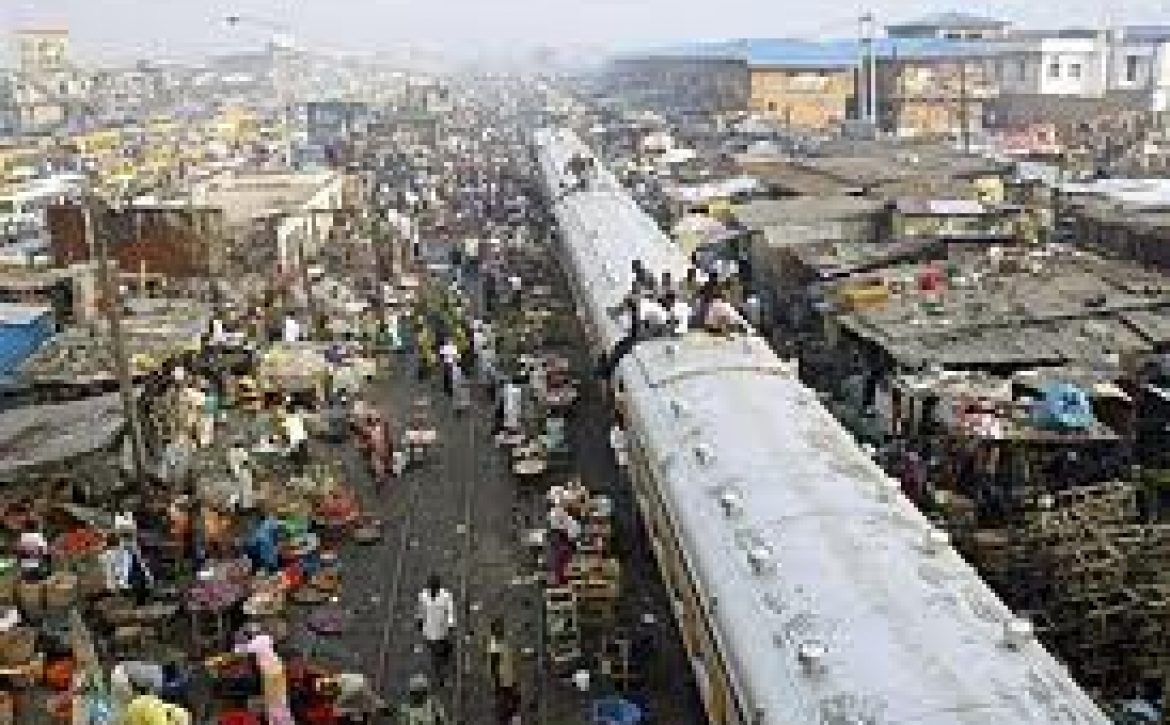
[452,406,477,723]
[366,309,489,723]
[371,410,425,696]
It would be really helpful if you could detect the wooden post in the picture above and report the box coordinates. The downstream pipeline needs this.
[86,200,148,488]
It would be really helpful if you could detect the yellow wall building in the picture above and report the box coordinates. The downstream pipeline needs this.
[749,67,854,130]
[73,129,121,156]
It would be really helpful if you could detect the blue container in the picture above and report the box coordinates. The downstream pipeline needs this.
[592,697,643,725]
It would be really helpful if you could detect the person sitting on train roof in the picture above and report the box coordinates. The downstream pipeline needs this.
[637,293,670,336]
[702,289,746,335]
[665,291,690,336]
[657,270,675,303]
[631,259,655,291]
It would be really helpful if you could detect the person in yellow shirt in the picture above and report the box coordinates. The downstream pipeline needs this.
[122,691,191,725]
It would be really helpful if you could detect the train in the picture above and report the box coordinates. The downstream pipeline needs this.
[533,127,1111,725]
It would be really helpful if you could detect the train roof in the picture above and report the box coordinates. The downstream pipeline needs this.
[621,338,1109,724]
[557,192,689,348]
[535,127,1110,724]
[536,127,689,349]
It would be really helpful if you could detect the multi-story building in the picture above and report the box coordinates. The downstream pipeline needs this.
[610,36,1000,135]
[744,42,857,129]
[612,18,1170,139]
[609,53,750,120]
[1107,26,1170,110]
[886,12,1012,41]
[750,65,854,129]
[15,28,70,76]
[987,26,1170,128]
[7,27,96,133]
[995,32,1109,99]
[876,40,999,138]
[0,71,17,135]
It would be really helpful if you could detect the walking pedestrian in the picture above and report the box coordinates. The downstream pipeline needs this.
[501,378,522,432]
[282,406,309,471]
[417,575,455,686]
[439,338,459,396]
[488,619,520,724]
[398,674,448,725]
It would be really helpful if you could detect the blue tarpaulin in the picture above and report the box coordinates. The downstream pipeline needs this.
[0,303,53,376]
[1032,382,1095,430]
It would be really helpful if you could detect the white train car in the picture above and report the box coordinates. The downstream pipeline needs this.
[534,127,1111,725]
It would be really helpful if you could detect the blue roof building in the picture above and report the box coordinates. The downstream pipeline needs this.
[626,36,996,69]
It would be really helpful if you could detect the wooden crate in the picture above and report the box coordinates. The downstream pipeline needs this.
[566,557,619,583]
[544,587,580,669]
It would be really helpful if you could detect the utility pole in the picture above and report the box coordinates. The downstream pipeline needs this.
[85,199,148,488]
[369,212,390,367]
[859,12,878,125]
[866,13,879,124]
[296,229,316,340]
[959,58,971,153]
[857,16,868,122]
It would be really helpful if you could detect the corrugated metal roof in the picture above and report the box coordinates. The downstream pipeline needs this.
[623,37,997,69]
[886,11,1010,30]
[0,303,50,326]
[1121,25,1170,43]
[0,393,124,476]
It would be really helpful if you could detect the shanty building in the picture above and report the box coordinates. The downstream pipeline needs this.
[610,37,1002,136]
[1060,178,1170,273]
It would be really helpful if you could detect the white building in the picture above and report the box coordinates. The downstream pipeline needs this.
[15,29,70,77]
[1107,27,1170,110]
[995,32,1110,98]
[991,26,1170,111]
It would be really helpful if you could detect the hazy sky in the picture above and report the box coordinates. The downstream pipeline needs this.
[5,0,1168,63]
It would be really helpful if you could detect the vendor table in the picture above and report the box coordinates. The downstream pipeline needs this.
[513,458,548,483]
[497,432,526,448]
[404,428,439,464]
[187,560,250,654]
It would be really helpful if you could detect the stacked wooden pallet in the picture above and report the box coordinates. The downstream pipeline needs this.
[566,556,620,628]
[963,482,1170,697]
[544,586,581,673]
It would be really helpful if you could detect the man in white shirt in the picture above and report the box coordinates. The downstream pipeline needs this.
[284,409,309,469]
[418,575,456,686]
[549,505,581,541]
[438,340,459,396]
[501,380,522,432]
[227,442,255,511]
[17,524,48,581]
[210,318,227,346]
[282,314,302,343]
[471,321,487,358]
[508,275,522,308]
